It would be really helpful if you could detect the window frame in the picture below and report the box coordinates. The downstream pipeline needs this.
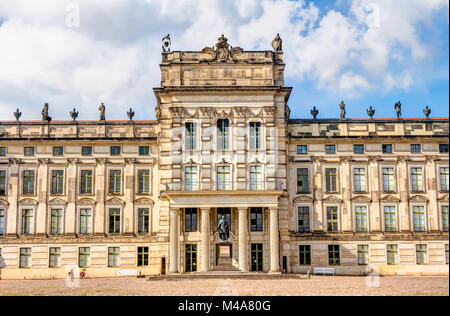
[50,169,65,196]
[381,166,396,193]
[184,165,199,191]
[53,146,64,156]
[249,165,263,191]
[108,169,123,195]
[24,147,35,157]
[382,144,393,154]
[185,122,197,151]
[439,166,449,192]
[386,244,399,265]
[49,247,62,268]
[139,146,150,156]
[355,205,369,233]
[137,169,151,195]
[217,165,232,191]
[250,207,264,232]
[249,122,262,151]
[297,145,308,155]
[325,145,336,155]
[0,169,7,196]
[137,208,150,235]
[325,167,339,194]
[78,247,91,268]
[110,146,121,156]
[108,208,122,235]
[439,144,449,154]
[353,167,367,193]
[19,247,32,269]
[80,169,94,196]
[82,146,93,156]
[410,144,421,154]
[21,208,34,235]
[108,247,120,268]
[416,244,428,265]
[328,245,340,266]
[297,206,310,233]
[296,168,309,194]
[79,207,93,235]
[326,206,339,233]
[383,205,397,233]
[410,166,425,193]
[357,245,369,265]
[22,169,36,196]
[217,119,230,151]
[185,208,198,233]
[0,209,5,236]
[354,144,365,154]
[412,204,427,232]
[299,245,311,266]
[137,247,149,267]
[50,208,64,236]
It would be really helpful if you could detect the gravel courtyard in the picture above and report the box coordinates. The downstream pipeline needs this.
[0,276,448,296]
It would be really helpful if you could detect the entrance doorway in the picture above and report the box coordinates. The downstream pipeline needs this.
[185,245,197,273]
[251,244,263,272]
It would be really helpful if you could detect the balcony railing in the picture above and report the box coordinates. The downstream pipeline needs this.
[164,181,284,192]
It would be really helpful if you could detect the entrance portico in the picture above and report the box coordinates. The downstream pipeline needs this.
[163,191,282,274]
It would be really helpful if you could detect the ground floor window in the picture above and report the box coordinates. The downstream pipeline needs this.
[49,247,61,268]
[137,247,149,267]
[185,244,197,273]
[108,247,120,268]
[79,247,91,268]
[328,245,340,266]
[357,245,369,265]
[20,248,31,268]
[445,245,449,265]
[416,245,428,265]
[251,243,263,272]
[299,245,311,266]
[387,245,398,265]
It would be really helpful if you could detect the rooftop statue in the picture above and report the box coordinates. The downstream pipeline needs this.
[339,101,346,120]
[272,33,283,52]
[162,34,171,53]
[99,103,106,121]
[41,103,52,122]
[395,101,402,119]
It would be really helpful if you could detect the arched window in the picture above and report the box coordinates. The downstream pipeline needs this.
[217,119,229,150]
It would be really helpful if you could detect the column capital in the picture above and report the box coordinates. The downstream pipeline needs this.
[200,207,211,213]
[237,207,248,213]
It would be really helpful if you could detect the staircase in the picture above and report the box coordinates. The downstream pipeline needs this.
[213,257,240,272]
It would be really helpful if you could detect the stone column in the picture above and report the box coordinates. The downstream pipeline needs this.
[269,207,280,273]
[169,208,179,274]
[238,207,248,272]
[201,208,210,272]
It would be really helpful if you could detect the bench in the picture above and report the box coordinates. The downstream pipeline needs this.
[314,267,335,276]
[117,270,139,278]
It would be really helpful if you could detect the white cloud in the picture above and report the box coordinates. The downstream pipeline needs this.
[0,0,447,120]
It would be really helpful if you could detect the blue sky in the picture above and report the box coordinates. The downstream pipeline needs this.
[0,0,448,121]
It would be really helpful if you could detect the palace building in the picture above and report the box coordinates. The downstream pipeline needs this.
[0,35,448,279]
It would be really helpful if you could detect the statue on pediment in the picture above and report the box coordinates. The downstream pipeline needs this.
[99,103,106,121]
[339,101,346,120]
[216,34,230,62]
[41,103,52,122]
[162,34,171,53]
[395,101,402,119]
[272,33,283,52]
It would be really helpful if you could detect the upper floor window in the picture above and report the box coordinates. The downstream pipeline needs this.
[413,206,426,232]
[327,207,339,232]
[440,144,449,153]
[80,170,93,195]
[109,170,122,195]
[50,209,63,235]
[249,166,263,191]
[185,208,198,232]
[384,206,396,232]
[51,170,64,195]
[53,147,64,156]
[82,146,93,156]
[24,147,35,156]
[416,245,428,265]
[22,209,34,235]
[0,170,6,196]
[325,145,336,154]
[382,144,393,154]
[440,167,449,192]
[382,168,395,192]
[138,170,150,194]
[249,122,261,150]
[185,166,198,191]
[110,146,121,156]
[217,166,231,191]
[358,245,369,265]
[354,145,364,154]
[0,147,6,156]
[109,208,121,234]
[325,168,338,193]
[23,170,35,195]
[138,208,150,234]
[411,144,421,153]
[297,168,309,193]
[354,168,366,193]
[80,209,92,235]
[328,245,340,266]
[297,145,308,155]
[0,209,5,236]
[185,123,197,150]
[298,207,310,233]
[139,146,150,156]
[411,168,423,192]
[217,119,229,150]
[355,206,368,232]
[250,208,263,232]
[443,206,449,232]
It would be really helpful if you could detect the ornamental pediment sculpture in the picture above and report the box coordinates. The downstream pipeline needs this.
[323,195,343,203]
[169,107,184,118]
[263,106,277,118]
[0,198,9,206]
[135,198,155,205]
[77,198,97,206]
[409,195,429,203]
[351,196,372,203]
[233,107,247,118]
[380,195,401,203]
[201,34,244,63]
[105,197,126,206]
[18,198,38,206]
[200,107,213,118]
[293,196,314,203]
[185,108,199,118]
[48,198,67,206]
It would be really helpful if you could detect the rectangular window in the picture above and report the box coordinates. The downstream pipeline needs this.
[411,144,421,153]
[217,119,229,150]
[108,247,120,268]
[413,206,425,232]
[327,207,339,232]
[217,166,231,191]
[51,170,64,195]
[249,122,261,150]
[358,245,369,265]
[185,244,198,273]
[185,122,197,150]
[328,245,340,266]
[185,208,198,233]
[0,147,6,156]
[250,166,263,191]
[416,244,428,265]
[382,168,395,192]
[0,209,5,236]
[354,145,364,154]
[138,208,150,234]
[387,245,398,265]
[298,207,310,233]
[80,209,92,234]
[109,209,121,234]
[23,170,35,195]
[326,168,338,193]
[0,170,6,196]
[79,247,91,268]
[24,147,35,156]
[50,209,63,235]
[446,245,449,265]
[53,147,64,156]
[384,206,397,232]
[354,168,366,192]
[109,170,122,195]
[137,247,149,266]
[297,145,308,155]
[299,245,311,266]
[80,170,93,195]
[250,208,263,232]
[138,170,150,194]
[22,209,34,235]
[49,247,61,268]
[382,144,393,154]
[82,146,92,156]
[110,146,121,156]
[355,206,368,232]
[19,248,31,268]
[325,145,336,154]
[442,206,449,232]
[440,168,449,192]
[185,166,198,191]
[297,168,309,193]
[139,146,150,156]
[411,168,423,192]
[440,144,449,153]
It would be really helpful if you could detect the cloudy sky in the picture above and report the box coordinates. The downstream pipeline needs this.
[0,0,448,121]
